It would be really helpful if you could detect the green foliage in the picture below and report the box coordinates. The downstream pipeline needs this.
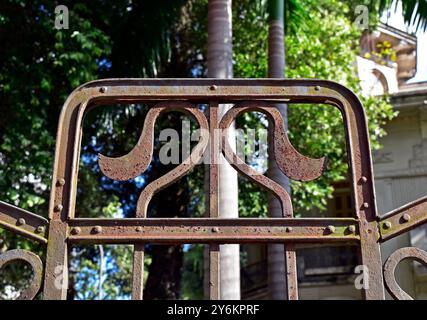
[0,0,185,299]
[0,1,113,297]
[180,244,204,299]
[233,0,395,214]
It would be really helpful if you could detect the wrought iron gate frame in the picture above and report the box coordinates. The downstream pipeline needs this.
[1,79,427,300]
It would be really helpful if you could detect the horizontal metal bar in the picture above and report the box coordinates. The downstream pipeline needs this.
[67,218,359,244]
[76,79,350,104]
[0,201,48,244]
[379,195,427,242]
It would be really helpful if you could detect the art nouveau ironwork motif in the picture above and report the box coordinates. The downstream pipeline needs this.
[1,79,427,300]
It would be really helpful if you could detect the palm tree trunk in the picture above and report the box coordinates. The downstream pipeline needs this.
[267,0,297,300]
[205,0,240,300]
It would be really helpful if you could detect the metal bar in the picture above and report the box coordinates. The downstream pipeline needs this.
[43,93,82,299]
[62,80,375,116]
[132,244,145,300]
[43,220,69,299]
[379,195,427,242]
[209,244,220,299]
[331,88,385,299]
[66,218,359,244]
[284,244,298,300]
[70,78,363,102]
[208,101,220,300]
[132,199,147,300]
[284,224,298,301]
[0,201,48,243]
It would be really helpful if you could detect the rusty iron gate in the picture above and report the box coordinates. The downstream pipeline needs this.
[1,79,427,300]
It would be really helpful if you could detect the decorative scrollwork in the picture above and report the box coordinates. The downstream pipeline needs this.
[383,247,427,300]
[219,101,326,217]
[0,249,43,300]
[98,101,209,217]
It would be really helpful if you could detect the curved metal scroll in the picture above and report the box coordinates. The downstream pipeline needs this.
[219,101,326,217]
[383,247,427,300]
[0,249,43,300]
[98,101,209,216]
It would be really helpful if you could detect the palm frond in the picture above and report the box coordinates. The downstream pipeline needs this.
[285,0,310,33]
[380,0,427,32]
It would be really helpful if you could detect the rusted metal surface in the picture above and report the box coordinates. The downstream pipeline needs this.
[0,78,427,299]
[209,244,220,300]
[132,244,145,300]
[0,201,48,243]
[220,101,326,217]
[66,218,359,244]
[219,100,326,300]
[0,249,43,299]
[383,247,427,300]
[207,101,220,300]
[284,244,298,300]
[379,195,427,242]
[96,100,207,300]
[99,101,209,300]
[43,219,68,300]
[221,101,326,183]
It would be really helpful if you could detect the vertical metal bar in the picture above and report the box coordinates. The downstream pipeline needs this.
[43,100,82,299]
[345,100,385,300]
[43,178,70,300]
[208,101,220,300]
[284,244,298,300]
[209,244,220,299]
[132,188,147,299]
[132,243,145,300]
[43,220,69,300]
[282,194,298,299]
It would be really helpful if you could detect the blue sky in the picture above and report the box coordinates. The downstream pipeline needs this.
[381,1,427,83]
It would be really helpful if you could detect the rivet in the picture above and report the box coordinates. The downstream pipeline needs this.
[93,226,102,234]
[136,226,143,232]
[210,85,217,91]
[99,86,107,93]
[325,225,335,234]
[361,176,368,183]
[348,225,356,233]
[54,204,63,212]
[71,227,81,235]
[383,221,392,230]
[212,227,219,233]
[36,226,45,234]
[314,85,320,91]
[363,202,369,209]
[285,227,293,232]
[17,218,26,226]
[402,214,411,222]
[57,178,65,186]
